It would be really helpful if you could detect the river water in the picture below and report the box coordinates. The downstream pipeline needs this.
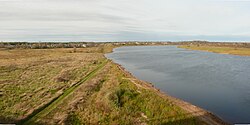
[106,46,250,124]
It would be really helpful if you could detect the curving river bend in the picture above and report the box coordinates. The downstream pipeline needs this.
[106,46,250,124]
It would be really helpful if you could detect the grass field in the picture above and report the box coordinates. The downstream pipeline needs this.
[179,45,250,56]
[0,46,110,122]
[0,45,226,125]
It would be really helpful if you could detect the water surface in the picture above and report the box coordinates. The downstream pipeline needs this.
[106,46,250,124]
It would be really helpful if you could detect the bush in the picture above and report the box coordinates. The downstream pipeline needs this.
[65,112,82,125]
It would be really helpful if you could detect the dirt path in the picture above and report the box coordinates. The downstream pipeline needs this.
[18,60,108,125]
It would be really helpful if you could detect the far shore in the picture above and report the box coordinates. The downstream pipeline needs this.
[179,45,250,56]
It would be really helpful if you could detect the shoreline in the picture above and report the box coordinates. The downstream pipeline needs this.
[108,59,230,125]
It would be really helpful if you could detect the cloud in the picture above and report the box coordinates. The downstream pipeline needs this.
[0,0,250,42]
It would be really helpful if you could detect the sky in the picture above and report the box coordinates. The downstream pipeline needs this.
[0,0,250,42]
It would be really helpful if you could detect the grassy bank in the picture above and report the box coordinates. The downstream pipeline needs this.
[0,45,228,124]
[30,61,206,124]
[179,45,250,56]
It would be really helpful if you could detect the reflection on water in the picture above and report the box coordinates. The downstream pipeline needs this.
[106,46,250,124]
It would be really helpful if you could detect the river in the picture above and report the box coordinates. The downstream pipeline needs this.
[106,45,250,124]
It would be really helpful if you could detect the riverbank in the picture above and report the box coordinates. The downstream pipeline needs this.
[179,45,250,56]
[0,45,229,124]
[113,61,229,125]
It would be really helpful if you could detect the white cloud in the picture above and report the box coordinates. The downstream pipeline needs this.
[0,0,250,42]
